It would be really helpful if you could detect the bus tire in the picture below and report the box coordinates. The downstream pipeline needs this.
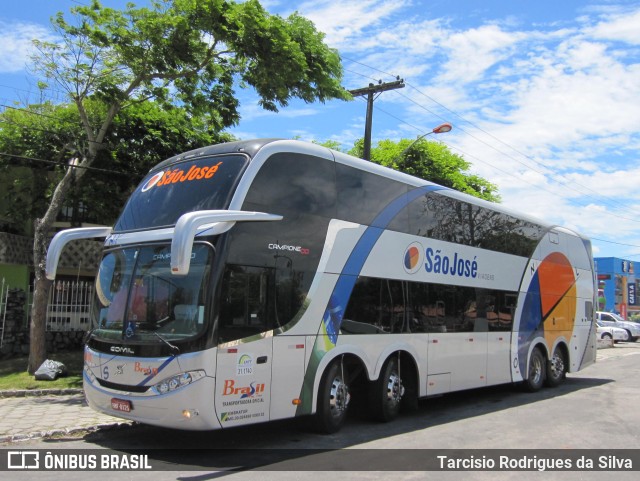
[523,347,545,392]
[314,361,350,434]
[545,346,567,387]
[371,356,404,422]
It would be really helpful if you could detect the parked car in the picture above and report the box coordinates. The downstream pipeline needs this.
[596,311,640,342]
[596,320,629,342]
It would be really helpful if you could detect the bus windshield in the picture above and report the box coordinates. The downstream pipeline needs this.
[114,154,248,231]
[92,244,212,342]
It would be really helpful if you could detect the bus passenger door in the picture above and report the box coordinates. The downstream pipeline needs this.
[214,266,274,427]
[215,340,273,428]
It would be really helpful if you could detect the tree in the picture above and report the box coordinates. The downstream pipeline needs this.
[348,137,500,202]
[25,0,349,373]
[0,99,234,233]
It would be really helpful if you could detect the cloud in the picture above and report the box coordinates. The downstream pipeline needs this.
[296,0,410,48]
[0,21,56,73]
[436,24,528,84]
[588,8,640,44]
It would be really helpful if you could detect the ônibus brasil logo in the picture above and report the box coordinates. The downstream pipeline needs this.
[403,242,424,274]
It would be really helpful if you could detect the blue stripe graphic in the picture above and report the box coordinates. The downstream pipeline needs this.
[322,184,445,344]
[137,356,176,387]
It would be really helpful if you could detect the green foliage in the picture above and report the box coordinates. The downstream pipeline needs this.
[33,0,348,127]
[349,138,500,202]
[6,0,349,233]
[313,139,344,151]
[0,102,80,232]
[0,100,232,234]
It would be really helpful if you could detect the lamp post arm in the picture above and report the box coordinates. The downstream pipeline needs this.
[390,122,452,165]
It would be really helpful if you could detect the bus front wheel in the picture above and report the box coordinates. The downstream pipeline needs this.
[371,356,404,422]
[315,360,350,434]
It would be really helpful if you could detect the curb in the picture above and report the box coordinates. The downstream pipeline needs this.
[0,388,83,398]
[0,422,134,445]
[0,390,137,444]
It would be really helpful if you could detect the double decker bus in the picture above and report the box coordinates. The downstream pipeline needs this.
[46,139,597,433]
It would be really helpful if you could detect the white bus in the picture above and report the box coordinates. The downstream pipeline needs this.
[46,139,597,433]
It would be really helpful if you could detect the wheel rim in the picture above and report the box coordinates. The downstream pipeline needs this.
[530,354,543,384]
[550,352,565,380]
[329,375,350,419]
[385,371,405,406]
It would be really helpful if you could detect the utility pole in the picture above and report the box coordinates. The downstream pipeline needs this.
[349,78,405,160]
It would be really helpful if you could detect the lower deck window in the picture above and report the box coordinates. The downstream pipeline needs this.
[342,276,517,334]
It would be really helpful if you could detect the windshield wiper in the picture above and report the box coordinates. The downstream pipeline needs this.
[153,331,180,356]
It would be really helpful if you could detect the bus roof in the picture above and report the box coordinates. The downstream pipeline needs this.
[150,138,283,172]
[146,138,582,239]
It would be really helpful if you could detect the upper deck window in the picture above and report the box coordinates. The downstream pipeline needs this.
[114,154,248,232]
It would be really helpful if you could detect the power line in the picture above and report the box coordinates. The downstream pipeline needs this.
[590,237,640,248]
[344,81,640,223]
[1,103,76,124]
[398,83,632,213]
[0,104,105,144]
[0,119,71,138]
[341,55,639,223]
[0,151,135,177]
[0,83,69,103]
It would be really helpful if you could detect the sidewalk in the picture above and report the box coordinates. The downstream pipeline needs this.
[0,390,132,443]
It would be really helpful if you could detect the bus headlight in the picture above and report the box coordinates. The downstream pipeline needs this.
[151,370,205,395]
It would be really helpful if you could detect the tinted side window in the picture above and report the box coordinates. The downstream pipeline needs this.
[336,164,408,230]
[218,265,274,343]
[408,192,544,257]
[244,153,337,218]
[342,277,405,334]
[217,263,306,343]
[343,276,518,334]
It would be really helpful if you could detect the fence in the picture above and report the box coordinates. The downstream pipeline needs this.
[0,278,94,336]
[38,280,94,332]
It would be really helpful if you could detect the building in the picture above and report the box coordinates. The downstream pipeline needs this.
[594,257,638,319]
[0,164,103,331]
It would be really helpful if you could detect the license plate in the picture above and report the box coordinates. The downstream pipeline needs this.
[111,398,132,413]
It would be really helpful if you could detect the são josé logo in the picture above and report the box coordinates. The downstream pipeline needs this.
[403,242,424,274]
[404,241,479,279]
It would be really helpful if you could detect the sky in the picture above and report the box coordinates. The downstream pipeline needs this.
[1,0,639,260]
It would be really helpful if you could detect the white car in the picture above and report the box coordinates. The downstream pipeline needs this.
[596,320,629,342]
[596,311,640,342]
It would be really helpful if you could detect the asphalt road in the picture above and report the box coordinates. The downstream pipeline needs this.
[4,342,640,481]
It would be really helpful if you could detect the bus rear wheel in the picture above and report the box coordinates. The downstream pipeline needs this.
[545,346,567,387]
[523,347,545,392]
[314,360,350,434]
[371,356,404,422]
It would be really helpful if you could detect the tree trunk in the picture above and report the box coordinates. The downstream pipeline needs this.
[27,164,82,374]
[28,275,51,374]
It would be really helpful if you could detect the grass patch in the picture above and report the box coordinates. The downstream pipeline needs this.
[0,351,83,391]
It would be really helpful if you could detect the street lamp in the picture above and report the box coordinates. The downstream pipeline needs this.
[394,122,453,163]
